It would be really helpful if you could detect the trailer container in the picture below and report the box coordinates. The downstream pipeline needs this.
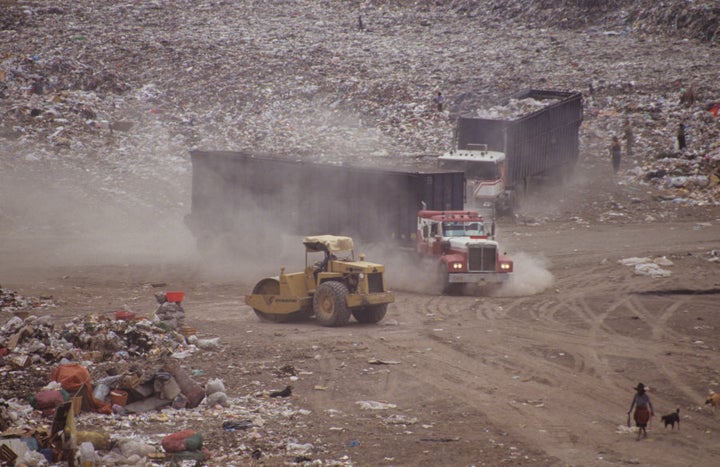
[185,151,465,251]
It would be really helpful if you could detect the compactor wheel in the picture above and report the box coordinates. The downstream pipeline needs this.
[352,303,388,324]
[313,281,351,327]
[251,278,292,323]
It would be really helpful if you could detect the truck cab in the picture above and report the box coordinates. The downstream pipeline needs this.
[416,210,513,293]
[438,145,512,215]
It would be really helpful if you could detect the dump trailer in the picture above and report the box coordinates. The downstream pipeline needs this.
[186,151,465,252]
[440,89,583,214]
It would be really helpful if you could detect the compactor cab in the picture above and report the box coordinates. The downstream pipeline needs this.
[245,235,394,327]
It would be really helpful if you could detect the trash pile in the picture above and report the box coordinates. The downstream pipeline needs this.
[0,288,55,314]
[2,0,719,229]
[0,305,215,464]
[461,0,720,43]
[618,256,674,278]
[0,288,356,465]
[152,291,186,331]
[0,309,193,397]
[475,97,561,120]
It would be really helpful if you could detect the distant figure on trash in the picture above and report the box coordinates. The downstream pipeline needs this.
[435,91,445,112]
[623,119,634,156]
[677,123,686,150]
[628,382,654,440]
[610,135,622,174]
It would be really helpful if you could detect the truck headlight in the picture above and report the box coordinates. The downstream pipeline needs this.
[451,262,463,270]
[500,262,511,270]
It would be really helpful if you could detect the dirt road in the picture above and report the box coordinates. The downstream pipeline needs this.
[2,162,719,466]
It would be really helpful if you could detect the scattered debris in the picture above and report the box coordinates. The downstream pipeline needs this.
[356,400,397,410]
[618,256,674,277]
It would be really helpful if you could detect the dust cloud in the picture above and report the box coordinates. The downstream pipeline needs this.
[0,141,196,277]
[494,252,554,297]
[367,245,443,295]
[0,167,194,269]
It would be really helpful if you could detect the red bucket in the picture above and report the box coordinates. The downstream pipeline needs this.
[115,311,136,321]
[166,291,184,303]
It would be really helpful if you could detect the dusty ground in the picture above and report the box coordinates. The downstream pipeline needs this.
[2,158,719,467]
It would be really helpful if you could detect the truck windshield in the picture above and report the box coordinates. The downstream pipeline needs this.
[442,221,485,237]
[439,160,499,179]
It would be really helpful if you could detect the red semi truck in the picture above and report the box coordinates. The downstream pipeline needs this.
[416,209,513,293]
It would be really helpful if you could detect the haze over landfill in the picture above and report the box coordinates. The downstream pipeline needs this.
[1,1,720,466]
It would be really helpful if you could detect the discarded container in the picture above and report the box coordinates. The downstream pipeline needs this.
[206,392,228,407]
[165,291,184,303]
[72,396,83,415]
[0,440,24,465]
[196,337,220,350]
[178,325,196,338]
[164,361,205,408]
[172,393,188,409]
[79,441,97,467]
[161,430,203,453]
[110,390,128,406]
[205,378,226,395]
[155,372,181,400]
[93,383,110,402]
[115,311,136,320]
[76,431,110,451]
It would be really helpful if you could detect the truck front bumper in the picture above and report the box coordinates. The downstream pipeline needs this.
[448,272,510,284]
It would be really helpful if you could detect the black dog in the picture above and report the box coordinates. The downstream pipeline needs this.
[661,408,680,430]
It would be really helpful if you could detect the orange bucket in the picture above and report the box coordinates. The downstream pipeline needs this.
[110,390,128,406]
[166,291,184,303]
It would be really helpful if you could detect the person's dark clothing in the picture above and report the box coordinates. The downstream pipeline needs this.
[678,124,686,150]
[610,138,622,173]
[629,392,654,428]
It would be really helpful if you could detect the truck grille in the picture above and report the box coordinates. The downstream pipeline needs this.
[468,245,497,272]
[367,273,384,292]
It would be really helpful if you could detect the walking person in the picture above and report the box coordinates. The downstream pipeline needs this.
[677,123,686,150]
[628,383,654,440]
[610,135,622,174]
[435,91,445,112]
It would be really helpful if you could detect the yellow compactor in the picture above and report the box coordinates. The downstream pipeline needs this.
[245,235,394,327]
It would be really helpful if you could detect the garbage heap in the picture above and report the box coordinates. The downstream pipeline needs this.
[1,312,188,400]
[0,287,216,464]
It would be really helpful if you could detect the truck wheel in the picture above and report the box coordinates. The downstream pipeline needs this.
[313,281,351,327]
[352,304,388,324]
[251,278,292,323]
[437,265,451,295]
[437,265,462,295]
